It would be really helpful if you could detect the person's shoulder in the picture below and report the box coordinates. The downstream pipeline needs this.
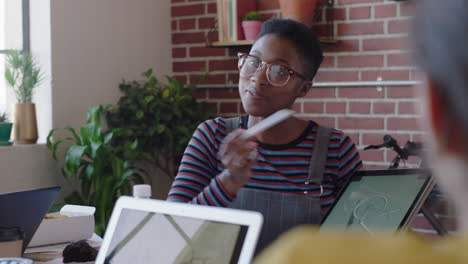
[439,236,468,260]
[254,226,461,264]
[199,117,223,127]
[198,116,240,136]
[197,117,223,132]
[307,120,348,141]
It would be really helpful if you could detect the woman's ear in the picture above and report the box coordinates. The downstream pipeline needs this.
[298,81,313,97]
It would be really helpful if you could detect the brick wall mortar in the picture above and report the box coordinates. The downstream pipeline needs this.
[172,43,215,48]
[299,98,419,102]
[172,27,216,33]
[173,56,230,61]
[325,51,411,57]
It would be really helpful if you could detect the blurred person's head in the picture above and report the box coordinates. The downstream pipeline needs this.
[414,0,468,230]
[238,18,323,117]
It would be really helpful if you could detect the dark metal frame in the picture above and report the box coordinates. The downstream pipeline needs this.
[0,0,30,54]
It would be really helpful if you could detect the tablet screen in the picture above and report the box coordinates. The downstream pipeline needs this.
[321,170,432,234]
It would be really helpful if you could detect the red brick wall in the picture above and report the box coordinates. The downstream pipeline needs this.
[171,0,456,236]
[171,0,422,169]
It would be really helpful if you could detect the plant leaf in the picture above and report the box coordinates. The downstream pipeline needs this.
[90,141,102,159]
[136,111,144,120]
[143,95,154,105]
[64,126,81,144]
[104,132,113,145]
[46,128,57,150]
[81,179,92,202]
[162,88,170,99]
[143,68,153,78]
[156,124,165,134]
[85,164,95,180]
[64,145,88,177]
[112,128,127,136]
[130,139,138,150]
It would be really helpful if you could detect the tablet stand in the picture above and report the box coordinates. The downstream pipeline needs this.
[419,190,449,236]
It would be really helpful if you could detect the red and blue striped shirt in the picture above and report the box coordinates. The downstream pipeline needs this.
[167,116,363,212]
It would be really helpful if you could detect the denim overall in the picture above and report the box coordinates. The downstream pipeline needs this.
[224,117,331,254]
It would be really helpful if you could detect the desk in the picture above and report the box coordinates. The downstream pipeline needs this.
[24,234,101,264]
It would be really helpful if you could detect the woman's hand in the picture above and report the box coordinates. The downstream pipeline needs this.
[218,129,258,195]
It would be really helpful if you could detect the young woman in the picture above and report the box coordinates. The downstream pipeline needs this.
[167,18,362,251]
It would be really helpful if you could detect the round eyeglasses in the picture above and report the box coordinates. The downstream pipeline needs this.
[237,52,309,86]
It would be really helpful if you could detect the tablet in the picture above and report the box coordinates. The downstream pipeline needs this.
[320,169,434,234]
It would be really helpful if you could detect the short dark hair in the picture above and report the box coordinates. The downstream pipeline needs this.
[413,0,468,130]
[256,18,324,81]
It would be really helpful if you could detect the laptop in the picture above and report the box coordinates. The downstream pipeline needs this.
[0,186,61,252]
[96,196,263,264]
[320,169,434,234]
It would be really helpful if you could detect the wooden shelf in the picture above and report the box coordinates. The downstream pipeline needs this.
[208,38,338,48]
[208,40,255,47]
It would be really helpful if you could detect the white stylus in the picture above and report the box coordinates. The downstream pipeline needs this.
[241,109,295,139]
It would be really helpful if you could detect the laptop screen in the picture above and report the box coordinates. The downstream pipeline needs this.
[105,208,248,264]
[0,186,60,252]
[321,169,433,234]
[96,197,262,264]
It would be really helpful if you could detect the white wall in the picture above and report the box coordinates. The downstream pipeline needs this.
[0,0,172,198]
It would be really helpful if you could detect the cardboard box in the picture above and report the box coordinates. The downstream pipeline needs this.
[29,205,95,247]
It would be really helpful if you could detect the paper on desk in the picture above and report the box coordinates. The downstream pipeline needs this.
[26,233,102,253]
[29,205,95,247]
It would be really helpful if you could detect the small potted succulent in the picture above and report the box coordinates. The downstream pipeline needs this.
[241,11,264,41]
[0,111,13,146]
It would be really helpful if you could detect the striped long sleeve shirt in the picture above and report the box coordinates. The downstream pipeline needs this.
[167,116,363,212]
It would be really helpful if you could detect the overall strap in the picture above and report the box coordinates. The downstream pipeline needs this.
[307,125,332,194]
[224,117,241,134]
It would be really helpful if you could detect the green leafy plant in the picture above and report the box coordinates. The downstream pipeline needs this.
[0,112,8,123]
[47,104,144,235]
[106,69,216,179]
[242,11,264,21]
[4,49,43,103]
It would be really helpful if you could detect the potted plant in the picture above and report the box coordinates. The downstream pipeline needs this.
[46,105,145,235]
[0,112,13,146]
[278,0,319,27]
[241,11,264,41]
[5,49,43,144]
[106,69,215,184]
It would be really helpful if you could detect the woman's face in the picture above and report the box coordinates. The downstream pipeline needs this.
[238,34,310,117]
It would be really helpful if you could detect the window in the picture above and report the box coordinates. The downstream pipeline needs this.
[0,0,29,111]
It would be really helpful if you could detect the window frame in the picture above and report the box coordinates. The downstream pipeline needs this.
[0,0,30,54]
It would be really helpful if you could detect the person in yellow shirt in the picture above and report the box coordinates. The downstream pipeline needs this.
[255,0,468,263]
[255,227,468,264]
